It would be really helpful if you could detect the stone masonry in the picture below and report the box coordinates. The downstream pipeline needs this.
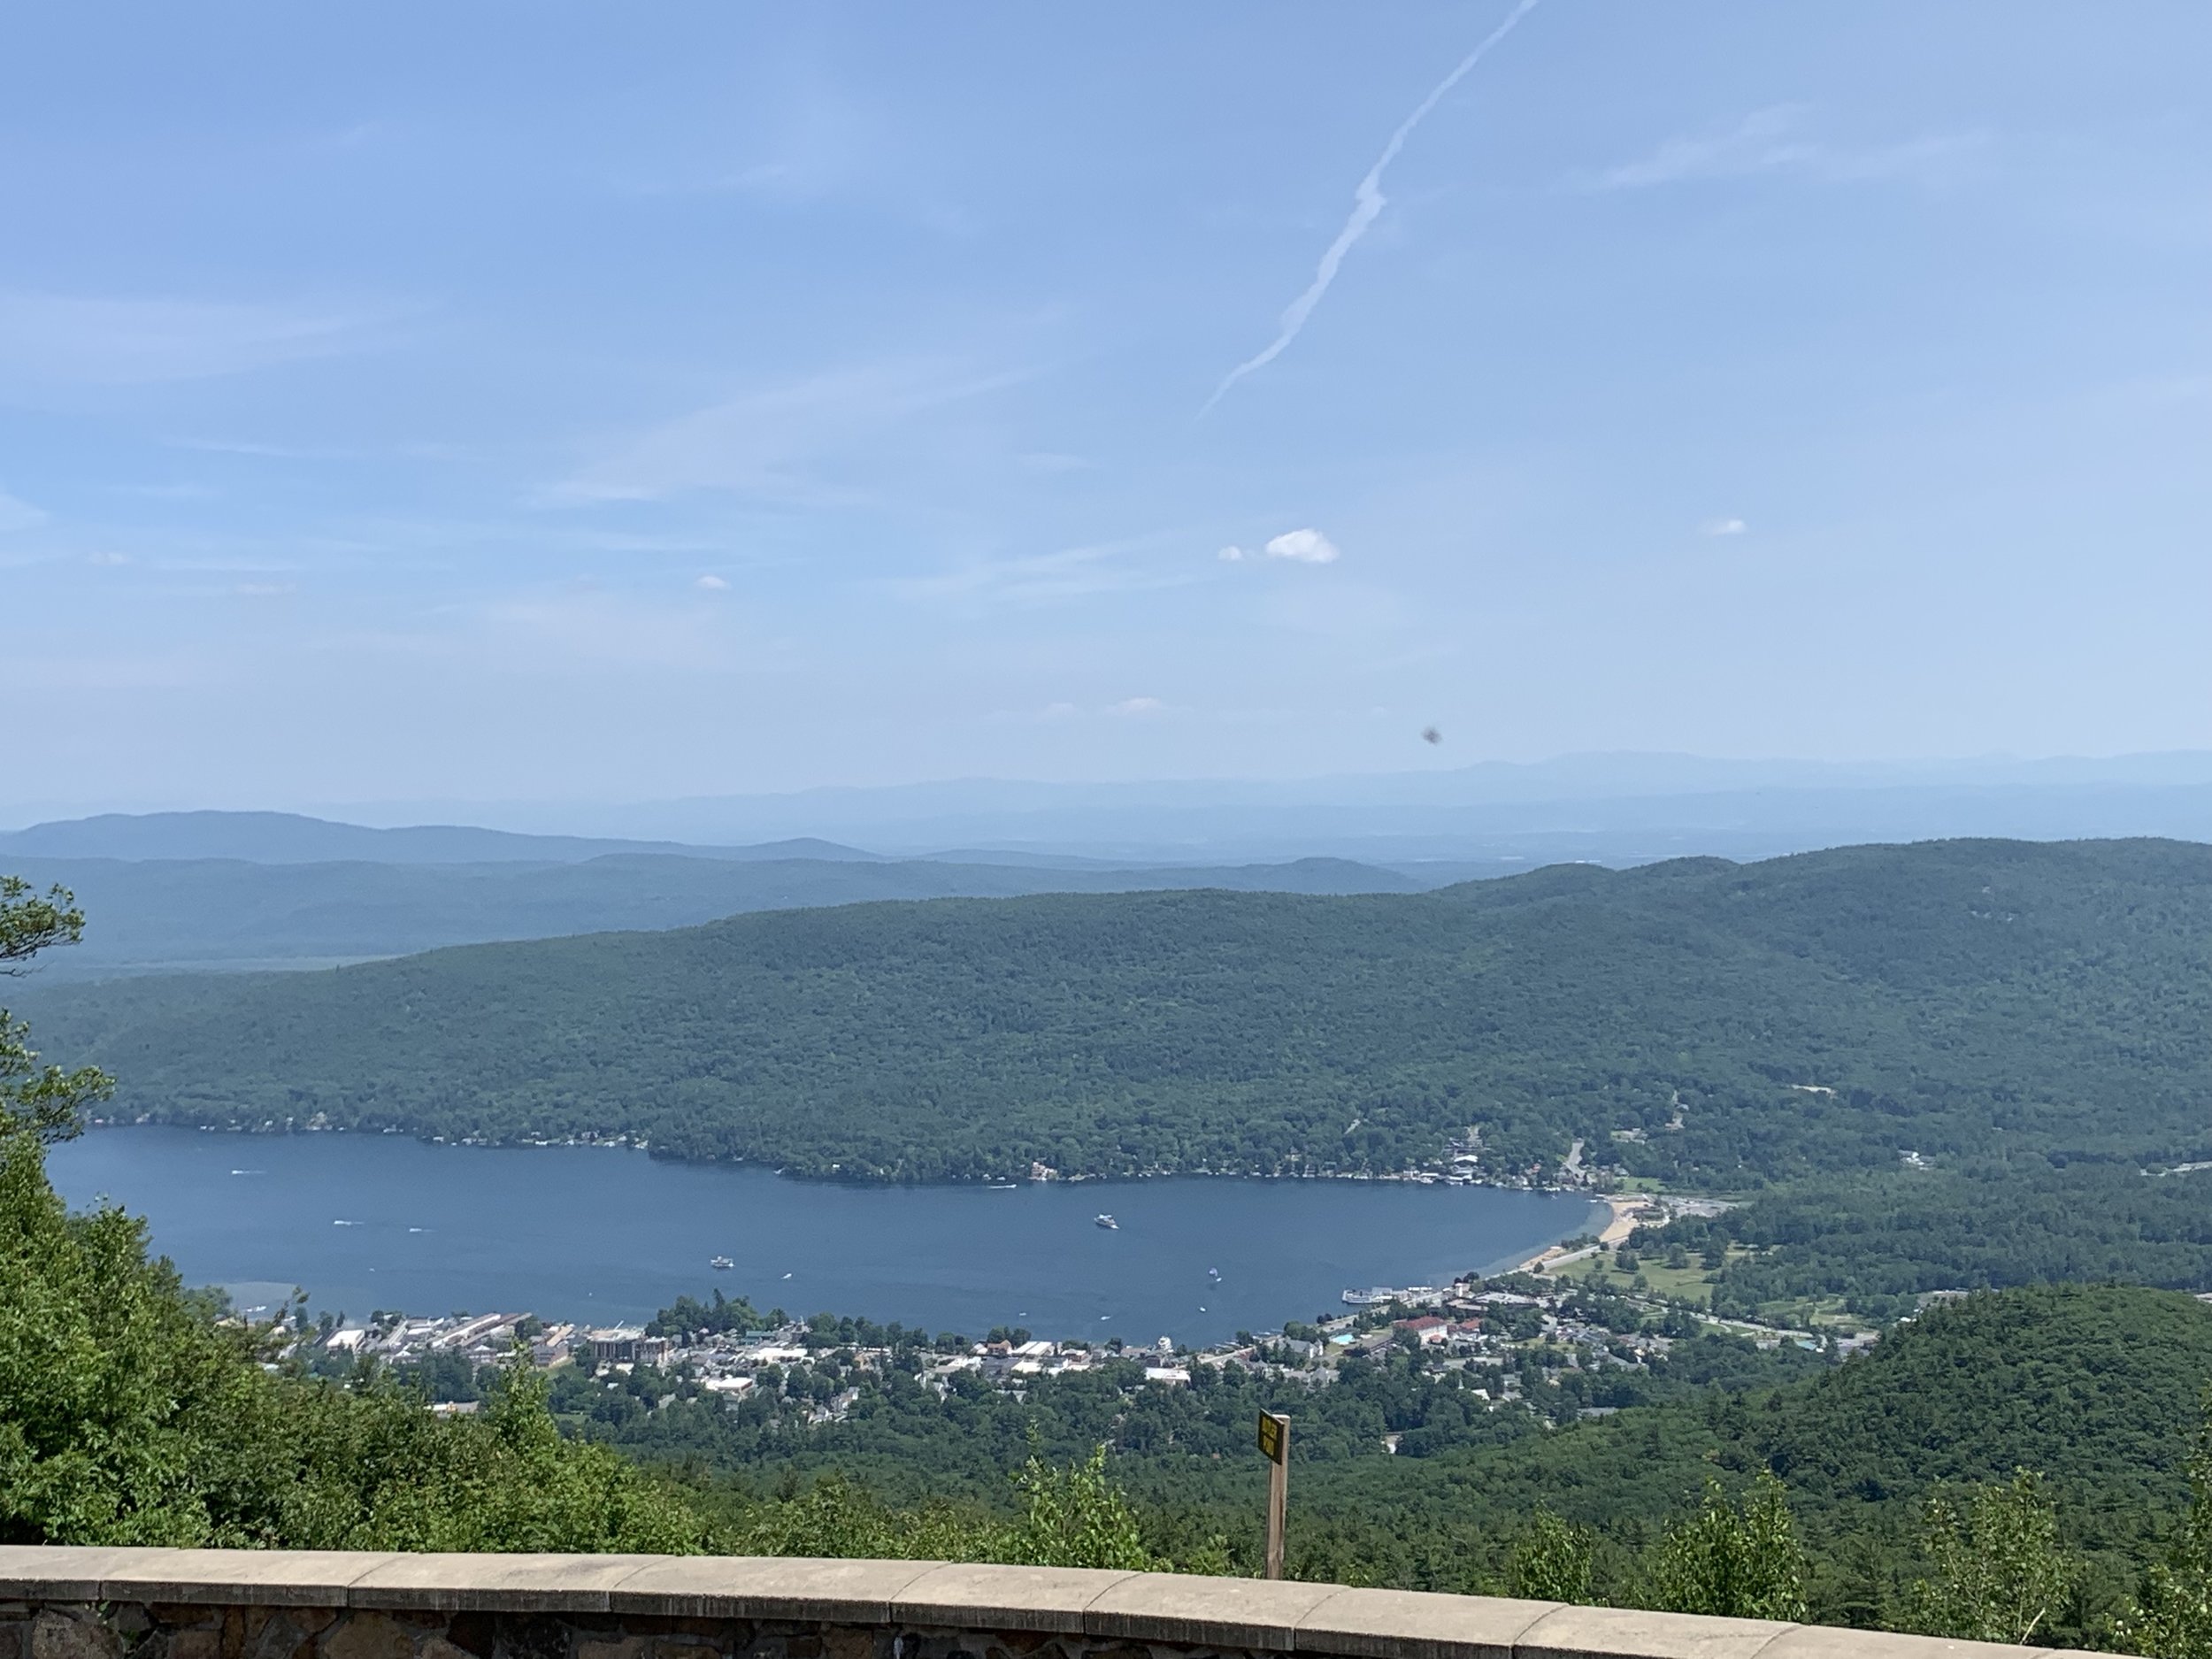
[0,1548,2130,1659]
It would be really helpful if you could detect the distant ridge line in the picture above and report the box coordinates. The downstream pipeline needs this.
[0,810,884,867]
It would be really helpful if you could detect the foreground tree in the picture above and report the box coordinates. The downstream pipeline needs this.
[1505,1508,1597,1603]
[1905,1469,2078,1644]
[2118,1395,2212,1659]
[0,1117,265,1543]
[723,1442,1181,1571]
[0,876,704,1552]
[1006,1441,1159,1571]
[1643,1474,1808,1622]
[0,878,111,1145]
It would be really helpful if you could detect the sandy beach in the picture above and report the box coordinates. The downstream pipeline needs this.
[1512,1193,1653,1274]
[1599,1193,1652,1244]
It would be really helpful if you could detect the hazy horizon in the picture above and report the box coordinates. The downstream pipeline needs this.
[12,745,2212,827]
[10,749,2212,872]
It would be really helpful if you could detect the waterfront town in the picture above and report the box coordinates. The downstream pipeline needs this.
[297,1232,1875,1431]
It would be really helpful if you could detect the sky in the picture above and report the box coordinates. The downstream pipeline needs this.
[4,3,2211,815]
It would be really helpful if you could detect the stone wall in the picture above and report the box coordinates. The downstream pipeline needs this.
[0,1548,2114,1659]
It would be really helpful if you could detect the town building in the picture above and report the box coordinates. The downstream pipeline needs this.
[585,1325,673,1368]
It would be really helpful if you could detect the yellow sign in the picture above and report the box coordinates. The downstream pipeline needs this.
[1256,1411,1287,1464]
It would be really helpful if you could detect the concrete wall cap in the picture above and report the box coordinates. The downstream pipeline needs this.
[1083,1571,1342,1648]
[0,1547,146,1602]
[348,1553,668,1613]
[610,1555,941,1623]
[1759,1630,2058,1659]
[1294,1585,1562,1659]
[95,1550,402,1606]
[891,1563,1140,1633]
[1516,1604,1794,1659]
[0,1549,2138,1659]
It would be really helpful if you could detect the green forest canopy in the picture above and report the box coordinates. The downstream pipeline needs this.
[25,836,2212,1182]
[576,1279,2212,1643]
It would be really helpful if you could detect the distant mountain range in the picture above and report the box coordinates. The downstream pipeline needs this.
[0,843,1434,980]
[0,810,878,866]
[119,749,2212,864]
[16,750,2212,868]
[9,750,2212,976]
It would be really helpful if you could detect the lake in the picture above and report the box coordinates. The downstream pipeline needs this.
[49,1127,1606,1346]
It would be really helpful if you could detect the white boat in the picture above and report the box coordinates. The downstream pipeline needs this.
[710,1256,734,1271]
[1095,1213,1119,1230]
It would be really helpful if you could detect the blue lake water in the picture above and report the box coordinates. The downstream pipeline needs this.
[50,1127,1605,1346]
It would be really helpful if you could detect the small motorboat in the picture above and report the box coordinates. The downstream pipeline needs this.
[710,1256,734,1271]
[1095,1213,1119,1230]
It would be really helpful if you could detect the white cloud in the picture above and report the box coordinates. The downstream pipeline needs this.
[234,581,296,597]
[0,486,48,534]
[165,436,359,460]
[1217,545,1247,562]
[601,79,884,210]
[1701,517,1748,537]
[695,574,730,591]
[1594,108,1985,192]
[111,481,219,501]
[1597,107,1804,190]
[898,539,1196,611]
[554,358,1028,504]
[0,291,392,385]
[1263,527,1341,565]
[1019,452,1093,474]
[84,550,131,566]
[1108,696,1165,717]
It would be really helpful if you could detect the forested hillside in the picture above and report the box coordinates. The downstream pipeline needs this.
[1233,1284,2212,1635]
[25,836,2212,1172]
[21,836,2212,1298]
[579,1283,2212,1640]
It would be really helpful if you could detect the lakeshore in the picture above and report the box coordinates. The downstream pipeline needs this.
[50,1124,1606,1346]
[1509,1194,1646,1275]
[1508,1193,1736,1275]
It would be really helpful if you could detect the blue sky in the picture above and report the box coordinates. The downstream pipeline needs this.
[4,3,2209,813]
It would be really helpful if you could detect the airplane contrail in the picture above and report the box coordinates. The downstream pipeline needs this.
[1200,0,1543,416]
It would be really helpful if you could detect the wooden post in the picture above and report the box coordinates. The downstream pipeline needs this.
[1257,1410,1290,1579]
